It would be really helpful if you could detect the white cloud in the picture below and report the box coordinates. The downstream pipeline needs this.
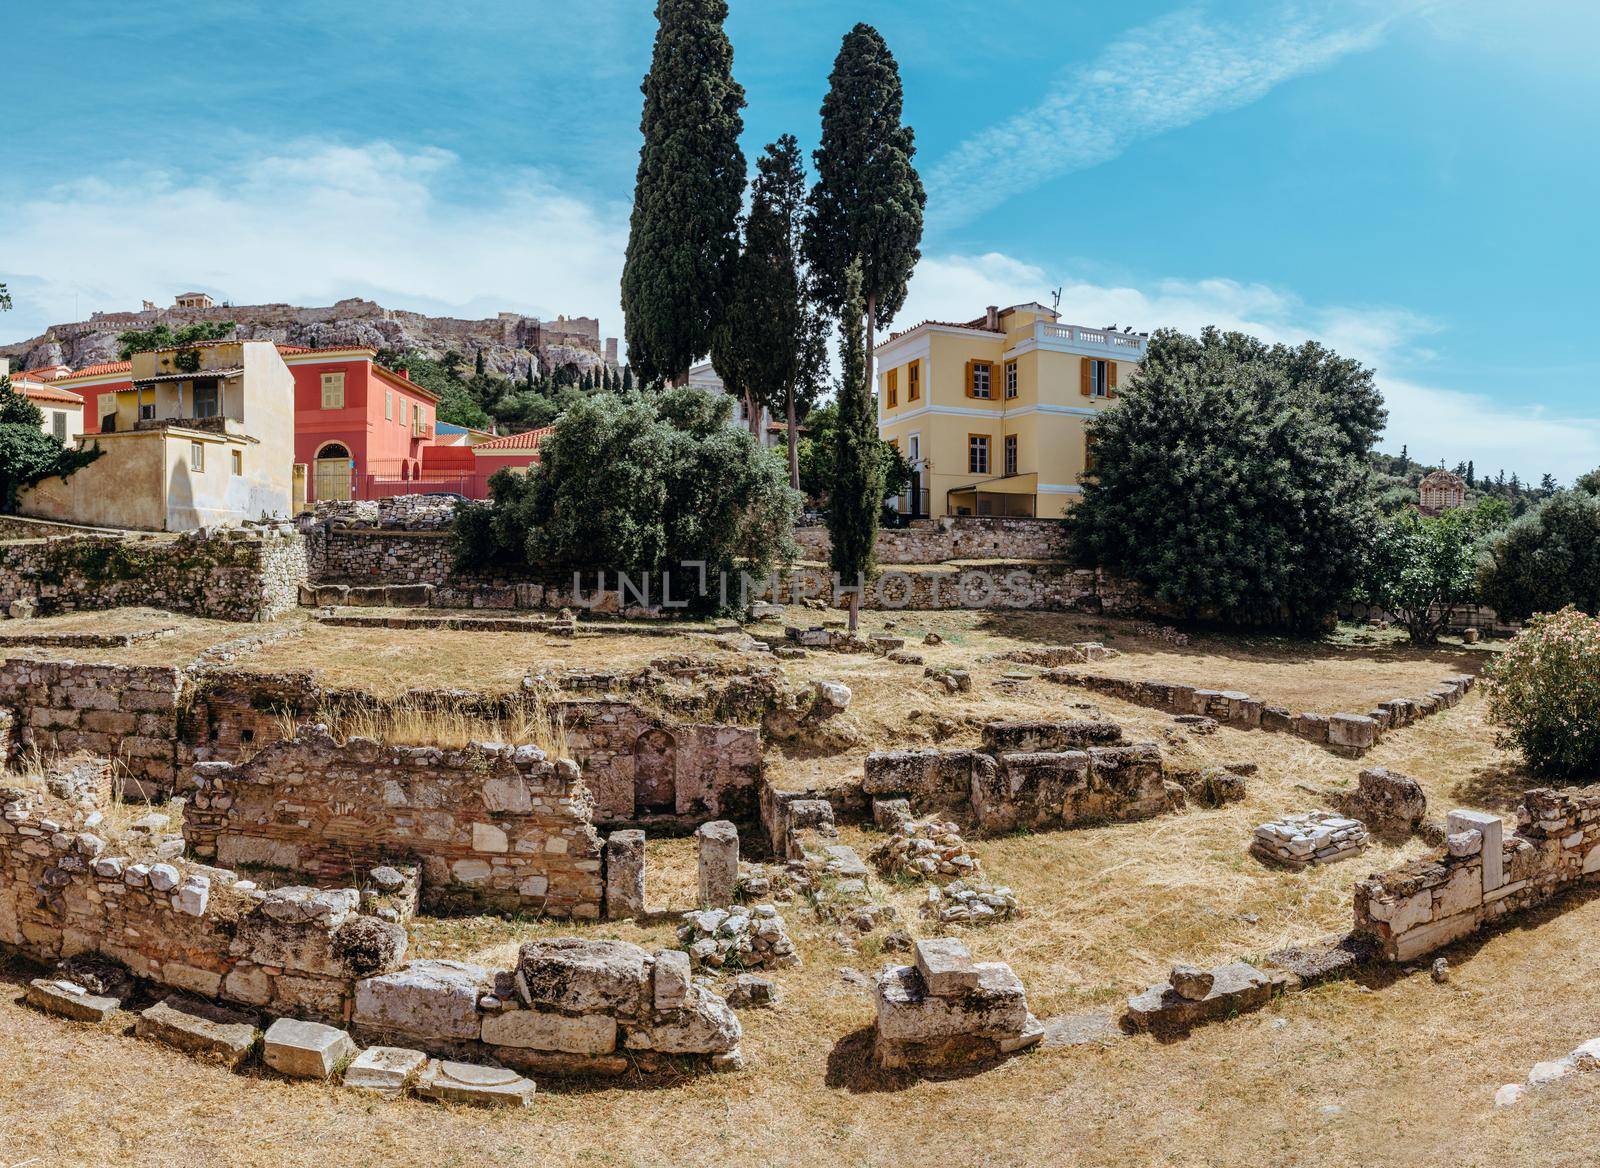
[0,141,630,348]
[927,2,1414,228]
[894,251,1600,482]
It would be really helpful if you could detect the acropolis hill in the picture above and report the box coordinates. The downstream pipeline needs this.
[0,294,619,378]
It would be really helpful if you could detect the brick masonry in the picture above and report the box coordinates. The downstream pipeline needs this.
[182,731,605,918]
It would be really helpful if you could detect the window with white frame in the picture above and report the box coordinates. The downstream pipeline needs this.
[189,441,204,472]
[969,362,992,399]
[968,434,990,475]
[1004,433,1018,476]
[1005,361,1018,398]
[1088,359,1109,397]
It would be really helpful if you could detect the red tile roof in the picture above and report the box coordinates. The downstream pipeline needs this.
[55,361,133,381]
[18,382,85,406]
[474,427,554,452]
[885,317,1002,343]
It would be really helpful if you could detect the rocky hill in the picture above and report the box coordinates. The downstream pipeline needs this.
[0,295,618,379]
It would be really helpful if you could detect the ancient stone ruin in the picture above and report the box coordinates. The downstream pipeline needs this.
[873,938,1042,1071]
[1251,812,1370,869]
[182,730,606,918]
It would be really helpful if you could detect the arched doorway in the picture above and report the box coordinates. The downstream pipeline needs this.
[633,729,677,815]
[314,442,354,502]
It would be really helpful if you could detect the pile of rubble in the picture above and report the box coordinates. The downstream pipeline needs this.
[1251,811,1370,869]
[873,938,1043,1071]
[1130,621,1190,645]
[677,904,801,971]
[921,878,1019,924]
[870,818,983,883]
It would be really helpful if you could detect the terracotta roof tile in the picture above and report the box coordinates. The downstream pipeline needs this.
[55,361,133,381]
[18,383,85,406]
[474,426,554,451]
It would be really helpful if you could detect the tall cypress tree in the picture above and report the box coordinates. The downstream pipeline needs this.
[621,0,747,386]
[827,261,883,632]
[804,23,925,397]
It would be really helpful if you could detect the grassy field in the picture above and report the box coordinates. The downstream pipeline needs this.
[4,606,1588,1167]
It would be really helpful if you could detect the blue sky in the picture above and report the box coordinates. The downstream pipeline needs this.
[3,0,1597,479]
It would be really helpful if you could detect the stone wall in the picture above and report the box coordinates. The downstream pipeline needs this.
[1044,669,1477,756]
[1353,787,1600,962]
[0,659,184,795]
[862,721,1171,835]
[0,526,308,622]
[310,528,458,586]
[182,731,605,918]
[0,783,408,1022]
[793,517,1073,565]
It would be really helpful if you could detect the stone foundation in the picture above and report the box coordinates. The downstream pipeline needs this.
[873,939,1042,1071]
[1353,786,1600,962]
[1043,669,1476,756]
[182,731,605,918]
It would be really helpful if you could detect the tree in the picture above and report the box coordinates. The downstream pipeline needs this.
[1073,327,1385,633]
[1355,509,1483,644]
[712,135,828,473]
[0,376,103,513]
[622,366,635,392]
[0,283,10,312]
[1578,468,1600,495]
[1479,490,1600,622]
[826,262,884,632]
[620,0,746,386]
[116,320,236,359]
[1485,608,1600,778]
[804,23,925,398]
[1466,459,1475,487]
[454,387,798,615]
[797,401,909,512]
[474,349,487,377]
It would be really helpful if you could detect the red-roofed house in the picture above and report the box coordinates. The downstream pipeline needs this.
[8,370,85,442]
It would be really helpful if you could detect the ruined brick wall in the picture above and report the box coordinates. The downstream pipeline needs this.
[561,699,762,827]
[793,517,1074,565]
[862,724,1171,835]
[0,784,406,1021]
[311,528,457,585]
[0,527,308,621]
[0,660,184,796]
[1354,787,1600,962]
[182,731,605,918]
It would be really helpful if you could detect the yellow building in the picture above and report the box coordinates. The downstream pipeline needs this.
[21,340,295,531]
[875,303,1147,518]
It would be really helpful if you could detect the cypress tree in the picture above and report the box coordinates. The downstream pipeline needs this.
[622,366,635,392]
[827,261,883,632]
[621,0,746,386]
[804,23,925,396]
[474,349,487,377]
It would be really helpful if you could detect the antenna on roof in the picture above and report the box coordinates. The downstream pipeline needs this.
[1050,286,1062,314]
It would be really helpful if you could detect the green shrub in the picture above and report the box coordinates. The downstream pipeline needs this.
[1485,607,1600,778]
[1478,490,1600,622]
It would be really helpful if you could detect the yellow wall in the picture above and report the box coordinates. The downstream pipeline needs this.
[876,309,1139,519]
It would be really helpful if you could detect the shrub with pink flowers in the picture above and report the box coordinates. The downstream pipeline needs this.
[1485,607,1600,778]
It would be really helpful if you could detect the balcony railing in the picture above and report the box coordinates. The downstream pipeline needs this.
[1038,323,1147,354]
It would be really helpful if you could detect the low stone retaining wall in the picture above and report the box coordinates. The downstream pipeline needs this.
[310,527,457,585]
[1043,669,1477,756]
[862,721,1170,835]
[0,526,307,621]
[1354,788,1600,962]
[183,731,606,918]
[795,517,1072,565]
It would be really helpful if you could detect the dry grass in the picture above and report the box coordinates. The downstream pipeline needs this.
[291,692,570,758]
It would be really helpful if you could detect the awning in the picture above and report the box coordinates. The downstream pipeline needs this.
[131,367,243,384]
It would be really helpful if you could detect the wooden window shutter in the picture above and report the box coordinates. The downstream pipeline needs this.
[1080,358,1092,397]
[965,360,975,398]
[887,368,897,407]
[1107,361,1119,397]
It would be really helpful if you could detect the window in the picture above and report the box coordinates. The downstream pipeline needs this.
[385,389,393,420]
[1082,358,1114,398]
[192,378,219,418]
[1085,433,1099,475]
[231,449,243,476]
[908,360,920,401]
[320,373,345,409]
[968,361,992,399]
[51,411,66,441]
[1005,361,1018,399]
[189,441,204,472]
[1004,434,1018,476]
[886,367,898,408]
[401,400,410,425]
[968,434,990,476]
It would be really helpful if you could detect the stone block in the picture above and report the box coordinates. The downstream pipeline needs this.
[516,938,649,1016]
[135,996,259,1067]
[653,948,692,1011]
[481,1008,618,1055]
[415,1059,536,1108]
[914,938,979,997]
[1328,714,1379,753]
[342,1045,427,1096]
[263,1017,358,1080]
[1124,963,1284,1034]
[696,820,739,908]
[1448,809,1504,892]
[604,829,646,920]
[353,959,489,1042]
[24,978,119,1022]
